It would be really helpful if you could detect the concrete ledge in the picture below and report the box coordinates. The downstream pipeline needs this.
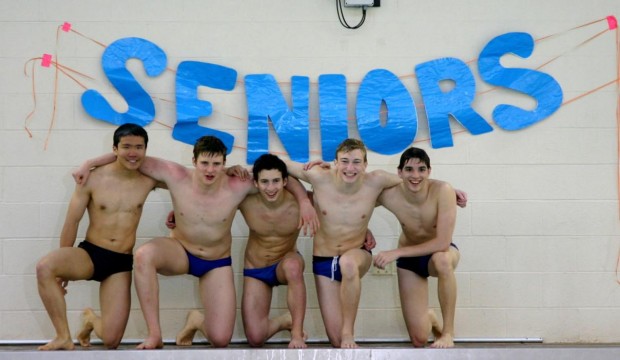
[1,344,620,360]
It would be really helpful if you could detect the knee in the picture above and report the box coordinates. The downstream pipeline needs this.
[209,333,231,348]
[410,330,428,348]
[430,252,454,275]
[36,257,55,280]
[101,331,123,349]
[281,257,304,281]
[102,337,122,349]
[246,333,265,348]
[338,257,359,280]
[133,245,156,270]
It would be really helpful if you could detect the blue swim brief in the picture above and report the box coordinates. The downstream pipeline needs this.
[312,247,371,282]
[396,243,459,278]
[244,262,281,287]
[186,251,232,278]
[313,255,342,282]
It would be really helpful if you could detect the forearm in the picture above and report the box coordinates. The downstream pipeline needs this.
[59,223,79,248]
[84,152,116,168]
[394,238,452,258]
[285,176,311,205]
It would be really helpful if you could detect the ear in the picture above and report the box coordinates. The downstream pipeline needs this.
[283,177,288,187]
[192,157,197,166]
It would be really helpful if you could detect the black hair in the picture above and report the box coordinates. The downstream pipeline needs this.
[398,147,431,170]
[113,123,148,148]
[252,154,288,182]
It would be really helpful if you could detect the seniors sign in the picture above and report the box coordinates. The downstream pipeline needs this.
[81,32,563,163]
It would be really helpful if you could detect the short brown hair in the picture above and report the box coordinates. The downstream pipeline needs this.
[335,138,367,162]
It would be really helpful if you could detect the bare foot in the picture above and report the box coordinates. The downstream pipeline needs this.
[430,333,455,348]
[136,336,164,350]
[273,312,293,331]
[76,308,96,347]
[427,309,455,348]
[175,310,204,346]
[38,337,75,351]
[428,309,442,340]
[288,331,308,349]
[340,334,358,349]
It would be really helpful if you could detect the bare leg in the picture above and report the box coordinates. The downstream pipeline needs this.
[36,248,93,351]
[199,265,236,348]
[338,249,371,348]
[397,268,430,347]
[277,253,307,349]
[314,275,343,347]
[241,276,273,347]
[176,310,206,346]
[98,272,131,349]
[429,248,460,349]
[134,238,189,350]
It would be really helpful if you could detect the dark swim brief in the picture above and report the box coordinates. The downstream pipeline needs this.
[313,247,372,282]
[396,243,459,278]
[78,240,133,282]
[244,262,281,287]
[186,251,232,278]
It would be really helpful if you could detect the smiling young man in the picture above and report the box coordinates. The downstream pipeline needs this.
[36,124,161,350]
[73,136,316,349]
[283,138,402,348]
[374,147,460,348]
[175,154,310,348]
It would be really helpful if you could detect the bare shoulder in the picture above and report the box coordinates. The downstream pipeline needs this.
[142,156,191,182]
[226,173,256,193]
[366,169,402,189]
[429,179,456,203]
[429,179,454,193]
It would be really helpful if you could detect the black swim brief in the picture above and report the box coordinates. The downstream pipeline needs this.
[78,240,133,282]
[396,243,458,278]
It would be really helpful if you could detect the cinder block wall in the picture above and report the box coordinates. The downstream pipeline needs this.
[1,0,619,343]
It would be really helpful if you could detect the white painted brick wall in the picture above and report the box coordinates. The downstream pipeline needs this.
[1,0,620,345]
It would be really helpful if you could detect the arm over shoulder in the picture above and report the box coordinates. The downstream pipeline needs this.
[138,156,188,183]
[370,169,402,190]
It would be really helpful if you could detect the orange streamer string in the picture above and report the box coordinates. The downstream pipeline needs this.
[23,58,39,138]
[615,26,620,285]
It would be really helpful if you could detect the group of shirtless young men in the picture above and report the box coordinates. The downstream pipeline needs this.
[35,123,466,351]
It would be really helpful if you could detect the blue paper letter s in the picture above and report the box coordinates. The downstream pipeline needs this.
[478,32,563,130]
[81,37,167,126]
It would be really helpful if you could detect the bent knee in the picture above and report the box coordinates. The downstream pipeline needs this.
[430,252,454,274]
[411,333,428,348]
[281,258,304,280]
[209,333,231,348]
[102,334,123,349]
[36,258,55,279]
[246,335,266,348]
[133,245,157,268]
[338,257,360,279]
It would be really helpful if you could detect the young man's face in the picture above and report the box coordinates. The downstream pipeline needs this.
[113,135,146,171]
[255,169,287,203]
[335,149,367,184]
[193,153,225,185]
[398,158,431,192]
